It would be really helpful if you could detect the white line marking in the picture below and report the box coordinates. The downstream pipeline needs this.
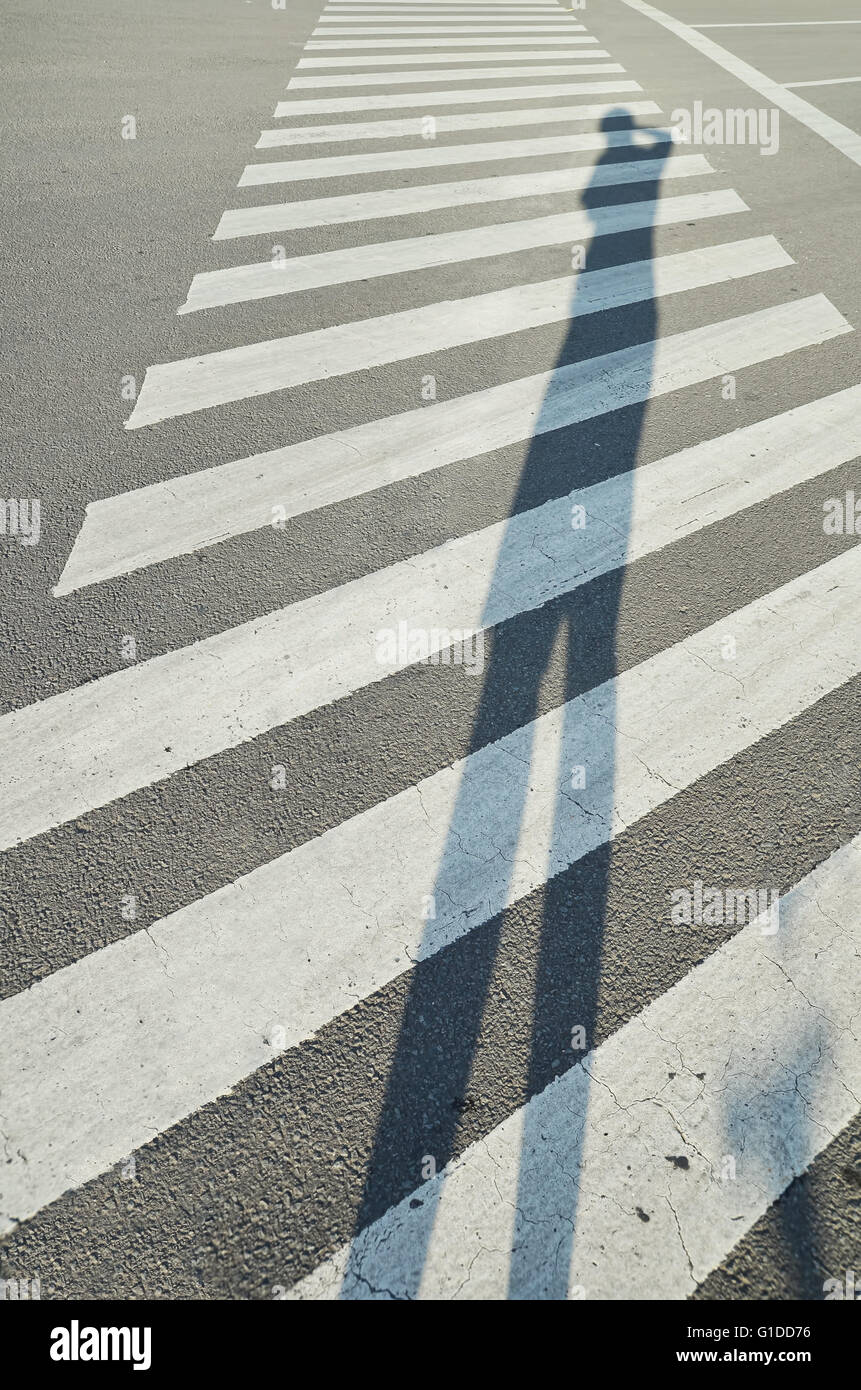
[290,836,861,1300]
[256,100,661,148]
[63,295,842,594]
[306,36,598,46]
[325,3,563,6]
[270,78,644,117]
[621,0,861,167]
[6,553,860,1231]
[696,19,861,26]
[321,6,563,10]
[311,26,592,35]
[185,189,745,312]
[324,2,564,6]
[786,76,861,88]
[217,150,703,238]
[288,64,625,87]
[127,237,790,429]
[238,127,664,185]
[314,11,564,16]
[296,51,612,67]
[311,26,591,34]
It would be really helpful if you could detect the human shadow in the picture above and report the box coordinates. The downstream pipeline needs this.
[344,111,671,1298]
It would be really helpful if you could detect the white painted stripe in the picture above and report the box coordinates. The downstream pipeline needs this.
[786,76,861,88]
[322,6,563,10]
[5,552,860,1231]
[325,2,564,6]
[621,0,861,168]
[256,100,662,148]
[325,3,564,6]
[217,151,705,238]
[324,3,564,7]
[270,78,644,118]
[697,19,861,25]
[290,837,861,1300]
[323,4,562,8]
[311,26,591,34]
[325,3,563,6]
[296,51,612,68]
[314,11,564,16]
[238,127,665,186]
[306,36,597,46]
[288,64,625,87]
[60,299,849,592]
[126,237,790,429]
[62,297,845,593]
[185,189,746,312]
[325,3,563,7]
[327,5,562,8]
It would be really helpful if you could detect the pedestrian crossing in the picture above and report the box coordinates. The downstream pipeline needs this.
[2,0,859,1300]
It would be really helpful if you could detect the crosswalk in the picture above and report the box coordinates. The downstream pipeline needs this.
[2,0,859,1300]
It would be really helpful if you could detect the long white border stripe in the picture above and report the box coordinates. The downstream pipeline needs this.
[621,0,861,166]
[291,836,861,1299]
[126,238,790,428]
[4,552,860,1232]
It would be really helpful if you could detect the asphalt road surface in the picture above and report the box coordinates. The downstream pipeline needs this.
[1,0,860,1302]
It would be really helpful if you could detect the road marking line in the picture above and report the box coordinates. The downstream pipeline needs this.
[696,19,861,26]
[59,299,850,593]
[314,10,564,16]
[270,78,644,117]
[256,100,662,148]
[306,37,598,47]
[5,553,860,1232]
[185,188,744,312]
[786,76,861,88]
[621,0,861,167]
[311,27,592,35]
[127,237,790,429]
[289,835,861,1300]
[238,126,664,185]
[323,3,564,7]
[296,51,612,68]
[216,151,704,238]
[287,64,626,87]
